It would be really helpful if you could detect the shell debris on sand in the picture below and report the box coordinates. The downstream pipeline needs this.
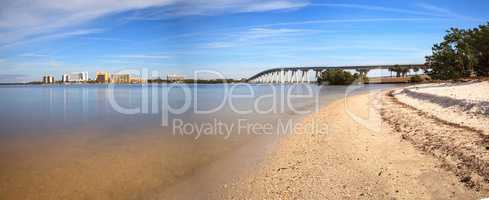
[219,90,484,199]
[393,81,489,135]
[383,82,489,193]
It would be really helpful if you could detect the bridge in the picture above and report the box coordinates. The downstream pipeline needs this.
[247,64,426,84]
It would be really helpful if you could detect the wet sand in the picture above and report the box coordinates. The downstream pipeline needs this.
[1,84,362,199]
[0,128,273,199]
[221,90,488,199]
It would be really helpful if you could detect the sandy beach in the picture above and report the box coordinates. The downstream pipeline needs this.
[219,85,489,199]
[392,82,489,135]
[2,83,489,199]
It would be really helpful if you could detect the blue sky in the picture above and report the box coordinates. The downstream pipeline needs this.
[0,0,488,82]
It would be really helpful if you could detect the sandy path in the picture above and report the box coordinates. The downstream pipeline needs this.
[220,90,484,199]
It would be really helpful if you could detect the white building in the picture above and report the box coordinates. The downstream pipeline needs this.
[62,72,88,82]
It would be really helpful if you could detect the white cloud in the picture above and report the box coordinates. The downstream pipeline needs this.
[20,53,51,57]
[310,3,435,17]
[243,28,308,39]
[0,0,175,45]
[40,29,105,39]
[107,53,171,59]
[258,17,447,27]
[205,42,235,49]
[204,27,313,48]
[2,28,105,48]
[310,3,480,21]
[0,0,308,46]
[414,3,479,21]
[240,0,307,12]
[0,0,173,30]
[415,3,453,15]
[126,0,307,19]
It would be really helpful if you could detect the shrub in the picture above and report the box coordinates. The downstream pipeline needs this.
[318,69,364,85]
[410,75,423,83]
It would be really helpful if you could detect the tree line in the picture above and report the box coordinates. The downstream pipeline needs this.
[426,22,489,80]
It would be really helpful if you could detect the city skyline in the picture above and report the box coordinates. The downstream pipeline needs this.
[1,0,489,82]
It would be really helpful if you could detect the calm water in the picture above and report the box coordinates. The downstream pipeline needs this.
[0,83,398,199]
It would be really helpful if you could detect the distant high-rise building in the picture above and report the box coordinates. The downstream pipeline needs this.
[167,74,184,82]
[96,72,110,83]
[130,77,146,84]
[42,75,55,84]
[110,74,130,84]
[62,74,68,82]
[62,72,88,83]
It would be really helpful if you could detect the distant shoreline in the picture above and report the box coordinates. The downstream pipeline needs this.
[0,82,244,85]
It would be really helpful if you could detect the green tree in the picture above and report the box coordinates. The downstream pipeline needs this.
[389,65,403,77]
[318,69,365,85]
[425,41,462,80]
[425,24,488,79]
[400,68,410,77]
[466,23,489,76]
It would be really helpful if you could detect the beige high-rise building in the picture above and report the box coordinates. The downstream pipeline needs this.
[110,74,130,84]
[96,72,110,83]
[42,75,55,84]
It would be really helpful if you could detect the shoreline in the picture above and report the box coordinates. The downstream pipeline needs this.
[2,84,487,198]
[220,88,487,199]
[153,87,352,199]
[2,84,384,199]
[157,85,405,199]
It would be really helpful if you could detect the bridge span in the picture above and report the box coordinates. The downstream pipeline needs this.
[247,64,425,84]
